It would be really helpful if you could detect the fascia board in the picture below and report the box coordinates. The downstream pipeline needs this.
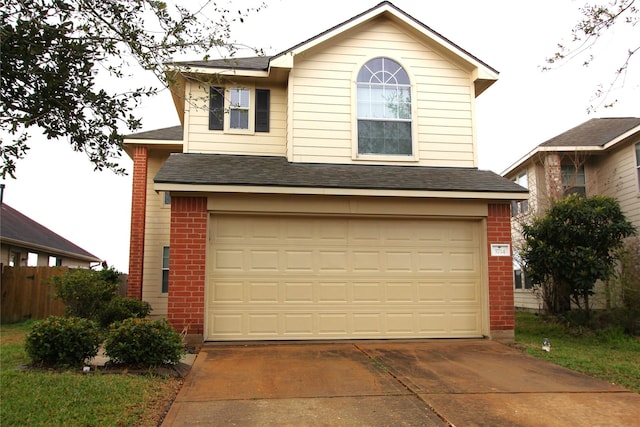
[154,183,527,201]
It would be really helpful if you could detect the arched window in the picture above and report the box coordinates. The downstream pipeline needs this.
[357,58,412,156]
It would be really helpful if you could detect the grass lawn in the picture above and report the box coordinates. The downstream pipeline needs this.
[0,321,182,427]
[515,311,640,393]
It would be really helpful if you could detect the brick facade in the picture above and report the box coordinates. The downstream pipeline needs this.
[127,146,148,299]
[487,203,515,341]
[167,196,207,338]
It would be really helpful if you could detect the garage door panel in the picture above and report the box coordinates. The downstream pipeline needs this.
[285,250,314,271]
[318,250,348,272]
[207,216,483,340]
[284,282,314,302]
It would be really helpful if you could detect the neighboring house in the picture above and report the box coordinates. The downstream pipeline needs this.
[503,117,640,310]
[124,1,527,343]
[0,202,102,269]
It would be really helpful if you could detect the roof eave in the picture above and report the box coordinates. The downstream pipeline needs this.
[502,145,607,176]
[153,182,527,200]
[0,237,102,263]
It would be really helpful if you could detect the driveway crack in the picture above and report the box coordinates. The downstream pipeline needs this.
[353,344,454,427]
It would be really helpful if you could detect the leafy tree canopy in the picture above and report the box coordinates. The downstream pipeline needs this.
[544,0,639,112]
[521,194,636,315]
[1,0,263,178]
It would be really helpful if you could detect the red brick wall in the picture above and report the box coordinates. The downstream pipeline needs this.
[168,196,207,336]
[487,203,515,334]
[127,146,148,300]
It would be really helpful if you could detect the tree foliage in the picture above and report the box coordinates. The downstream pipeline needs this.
[521,194,636,316]
[1,0,263,178]
[544,0,639,112]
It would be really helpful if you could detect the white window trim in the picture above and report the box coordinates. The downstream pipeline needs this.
[351,57,419,162]
[224,85,255,135]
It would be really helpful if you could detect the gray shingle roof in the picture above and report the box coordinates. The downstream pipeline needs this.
[0,203,101,262]
[126,126,183,141]
[540,118,640,148]
[173,57,270,71]
[155,153,527,194]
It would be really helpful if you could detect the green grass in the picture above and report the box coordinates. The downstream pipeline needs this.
[515,311,640,393]
[0,321,181,427]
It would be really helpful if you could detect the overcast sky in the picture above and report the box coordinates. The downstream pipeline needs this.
[2,0,638,273]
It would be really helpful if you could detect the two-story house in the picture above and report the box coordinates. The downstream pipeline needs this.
[124,2,527,343]
[503,117,640,310]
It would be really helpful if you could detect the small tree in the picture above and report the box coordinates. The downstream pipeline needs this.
[521,194,635,318]
[51,268,119,320]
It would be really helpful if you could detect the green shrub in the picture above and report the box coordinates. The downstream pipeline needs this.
[104,318,185,367]
[98,296,152,328]
[51,268,119,320]
[25,316,102,368]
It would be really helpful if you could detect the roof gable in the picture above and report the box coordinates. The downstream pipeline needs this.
[0,203,100,262]
[270,1,498,86]
[169,2,498,95]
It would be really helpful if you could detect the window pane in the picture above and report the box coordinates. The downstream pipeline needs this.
[162,246,170,268]
[230,109,249,129]
[358,120,411,155]
[514,270,522,289]
[636,143,640,164]
[162,271,169,293]
[230,88,249,108]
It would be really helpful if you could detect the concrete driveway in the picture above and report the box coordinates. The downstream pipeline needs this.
[162,340,640,426]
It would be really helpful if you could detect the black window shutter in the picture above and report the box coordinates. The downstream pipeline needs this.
[255,89,270,132]
[209,87,224,130]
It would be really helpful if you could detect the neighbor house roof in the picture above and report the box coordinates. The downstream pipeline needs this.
[540,118,640,148]
[0,203,101,262]
[154,153,527,198]
[502,117,640,176]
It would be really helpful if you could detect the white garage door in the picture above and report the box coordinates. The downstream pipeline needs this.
[206,215,483,340]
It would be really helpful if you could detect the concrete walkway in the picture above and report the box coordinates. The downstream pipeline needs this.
[162,340,640,426]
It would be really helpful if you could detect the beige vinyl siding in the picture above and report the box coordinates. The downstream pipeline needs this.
[591,141,640,228]
[289,17,475,167]
[142,151,172,317]
[184,81,287,156]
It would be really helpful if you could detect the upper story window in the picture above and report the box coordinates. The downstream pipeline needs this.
[357,58,412,156]
[561,163,586,197]
[229,88,250,129]
[209,87,270,133]
[511,171,529,216]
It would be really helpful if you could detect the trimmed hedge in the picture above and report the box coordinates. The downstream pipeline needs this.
[104,318,185,367]
[25,316,102,368]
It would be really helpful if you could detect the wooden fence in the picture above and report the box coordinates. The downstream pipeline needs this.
[0,266,67,323]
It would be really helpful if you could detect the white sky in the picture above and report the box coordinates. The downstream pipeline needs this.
[2,0,638,273]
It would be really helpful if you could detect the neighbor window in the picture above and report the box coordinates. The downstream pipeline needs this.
[48,256,62,267]
[208,87,270,132]
[162,246,170,293]
[511,171,529,216]
[357,57,412,156]
[27,252,38,267]
[163,191,171,207]
[635,143,640,189]
[561,164,586,197]
[514,256,533,290]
